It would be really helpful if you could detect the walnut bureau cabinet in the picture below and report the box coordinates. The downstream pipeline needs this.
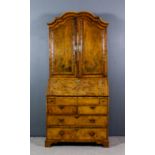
[45,12,109,147]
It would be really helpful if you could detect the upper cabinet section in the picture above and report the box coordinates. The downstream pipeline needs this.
[48,12,108,78]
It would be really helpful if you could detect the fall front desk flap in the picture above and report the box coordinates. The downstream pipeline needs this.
[47,78,109,96]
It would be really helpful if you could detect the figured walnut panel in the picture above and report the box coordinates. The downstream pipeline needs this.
[47,78,109,96]
[47,78,77,96]
[49,18,76,76]
[79,18,105,76]
[76,78,108,96]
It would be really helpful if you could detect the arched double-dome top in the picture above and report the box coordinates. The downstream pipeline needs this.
[48,12,108,29]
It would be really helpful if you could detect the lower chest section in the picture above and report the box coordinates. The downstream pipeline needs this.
[46,96,109,141]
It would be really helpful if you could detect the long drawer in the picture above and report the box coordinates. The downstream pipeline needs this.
[47,115,108,127]
[47,128,107,140]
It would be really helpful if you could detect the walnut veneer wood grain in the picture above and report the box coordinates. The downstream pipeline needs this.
[47,78,109,96]
[47,128,107,140]
[45,12,109,147]
[47,115,108,127]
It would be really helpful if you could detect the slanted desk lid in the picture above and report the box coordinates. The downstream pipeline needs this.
[47,78,109,96]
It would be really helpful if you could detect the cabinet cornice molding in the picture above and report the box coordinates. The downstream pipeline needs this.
[48,12,109,29]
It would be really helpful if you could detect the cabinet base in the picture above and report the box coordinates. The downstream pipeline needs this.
[45,139,109,147]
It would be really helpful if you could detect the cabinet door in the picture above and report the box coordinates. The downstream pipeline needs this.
[79,18,106,76]
[49,18,76,76]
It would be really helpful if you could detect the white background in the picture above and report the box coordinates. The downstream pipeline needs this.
[0,0,155,155]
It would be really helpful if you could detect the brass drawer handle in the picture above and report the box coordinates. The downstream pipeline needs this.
[58,119,64,123]
[59,105,65,110]
[90,106,96,110]
[89,131,95,137]
[47,99,54,103]
[75,115,79,119]
[89,119,96,123]
[100,99,108,105]
[59,130,65,136]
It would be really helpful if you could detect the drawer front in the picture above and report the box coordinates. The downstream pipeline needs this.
[47,128,107,140]
[47,97,54,103]
[77,128,107,140]
[78,106,108,115]
[47,115,75,126]
[47,105,76,114]
[100,97,109,106]
[47,97,77,105]
[47,128,75,140]
[77,116,107,126]
[47,115,108,127]
[78,97,99,105]
[55,97,77,105]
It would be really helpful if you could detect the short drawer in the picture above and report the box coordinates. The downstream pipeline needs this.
[77,128,107,140]
[78,105,108,115]
[77,116,108,127]
[47,115,75,126]
[47,105,76,114]
[47,115,108,127]
[47,97,54,103]
[47,97,77,105]
[47,128,75,140]
[55,97,77,105]
[47,128,107,140]
[78,97,99,105]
